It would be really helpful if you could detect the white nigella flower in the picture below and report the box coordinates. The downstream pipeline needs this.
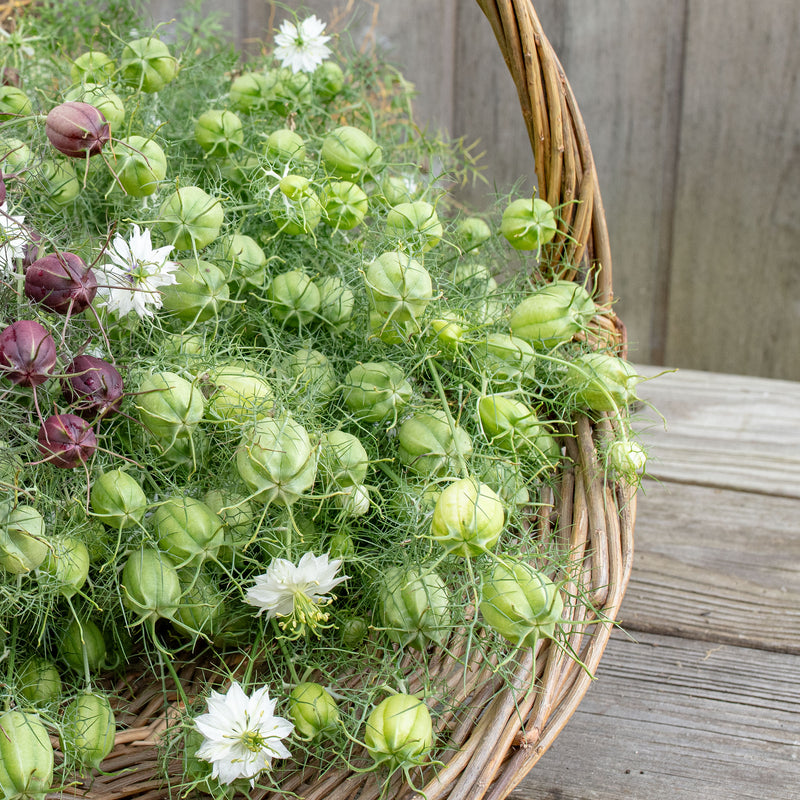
[273,15,332,74]
[194,682,293,787]
[0,203,28,279]
[97,224,179,318]
[246,551,348,638]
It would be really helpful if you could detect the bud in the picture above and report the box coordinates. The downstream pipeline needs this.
[379,565,451,649]
[25,252,98,314]
[235,414,318,506]
[135,371,205,442]
[160,259,229,322]
[17,657,62,705]
[321,126,382,178]
[265,128,306,163]
[62,355,124,419]
[152,496,224,564]
[430,477,505,557]
[268,269,321,325]
[398,409,472,477]
[323,180,368,230]
[385,200,443,252]
[45,101,110,158]
[334,483,370,517]
[60,692,116,769]
[500,196,557,250]
[269,175,323,235]
[90,469,148,529]
[509,280,596,348]
[319,430,369,488]
[565,352,641,413]
[479,558,564,647]
[288,682,340,740]
[194,109,244,157]
[0,320,57,387]
[64,83,125,130]
[607,439,647,480]
[113,135,167,197]
[120,37,179,93]
[364,250,432,326]
[364,694,433,770]
[317,275,355,331]
[158,186,223,251]
[60,617,107,673]
[340,616,368,648]
[37,535,90,597]
[121,546,181,623]
[70,51,115,84]
[0,502,47,574]
[0,710,54,800]
[341,361,412,424]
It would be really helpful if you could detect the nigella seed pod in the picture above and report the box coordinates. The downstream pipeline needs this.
[37,414,97,469]
[1,66,21,88]
[45,101,110,158]
[62,355,124,419]
[365,694,433,771]
[0,320,57,387]
[0,172,5,205]
[22,230,44,270]
[0,710,54,800]
[25,252,97,314]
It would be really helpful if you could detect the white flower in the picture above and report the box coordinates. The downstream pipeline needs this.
[194,682,293,786]
[97,224,179,318]
[0,203,28,279]
[246,551,348,637]
[273,15,331,74]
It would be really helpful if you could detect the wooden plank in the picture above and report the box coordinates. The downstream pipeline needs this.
[511,631,800,800]
[633,366,800,497]
[622,479,800,653]
[666,0,800,380]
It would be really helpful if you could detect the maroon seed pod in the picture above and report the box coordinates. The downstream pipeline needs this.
[1,67,21,88]
[45,101,110,159]
[0,320,57,387]
[37,413,97,468]
[22,230,44,270]
[25,252,98,314]
[62,355,124,419]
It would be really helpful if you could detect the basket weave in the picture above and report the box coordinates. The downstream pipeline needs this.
[45,2,636,798]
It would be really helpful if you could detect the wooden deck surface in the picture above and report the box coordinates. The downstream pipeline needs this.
[512,366,800,799]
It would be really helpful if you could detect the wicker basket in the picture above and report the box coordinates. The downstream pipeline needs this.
[43,2,636,798]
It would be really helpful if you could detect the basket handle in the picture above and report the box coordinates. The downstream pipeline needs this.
[475,0,614,309]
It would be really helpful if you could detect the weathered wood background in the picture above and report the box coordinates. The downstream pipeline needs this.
[144,0,800,382]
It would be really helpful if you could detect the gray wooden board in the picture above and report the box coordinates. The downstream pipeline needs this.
[510,631,800,800]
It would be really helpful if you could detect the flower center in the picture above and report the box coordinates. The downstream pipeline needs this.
[276,589,332,640]
[237,727,269,753]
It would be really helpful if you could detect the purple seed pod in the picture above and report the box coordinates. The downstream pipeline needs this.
[0,173,5,205]
[25,252,97,314]
[62,355,124,419]
[1,67,21,88]
[21,230,44,270]
[37,413,97,468]
[0,320,58,387]
[45,101,110,159]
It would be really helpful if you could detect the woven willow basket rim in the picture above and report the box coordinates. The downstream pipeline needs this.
[38,2,636,798]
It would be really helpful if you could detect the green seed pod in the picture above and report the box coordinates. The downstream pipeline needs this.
[205,364,274,425]
[397,409,472,478]
[0,86,33,121]
[430,477,505,557]
[17,657,62,705]
[365,250,433,326]
[219,232,268,287]
[235,414,318,506]
[565,353,641,413]
[477,394,547,453]
[479,558,564,647]
[229,71,268,113]
[158,186,223,250]
[386,201,443,252]
[120,37,179,93]
[173,570,226,638]
[64,83,125,130]
[60,692,116,769]
[319,430,369,487]
[265,128,306,163]
[70,51,116,84]
[455,216,492,250]
[365,693,433,770]
[60,617,107,674]
[328,530,355,560]
[163,332,205,359]
[37,535,90,597]
[0,440,23,488]
[607,439,647,480]
[335,483,370,517]
[480,461,530,507]
[341,361,412,424]
[270,68,313,111]
[379,566,451,650]
[314,61,345,100]
[340,616,368,648]
[0,710,54,800]
[153,496,224,564]
[121,546,181,623]
[195,109,244,157]
[452,261,493,294]
[283,347,337,401]
[269,175,323,235]
[0,503,47,574]
[288,682,340,740]
[40,159,80,206]
[500,197,557,250]
[317,275,355,331]
[135,371,205,442]
[153,429,209,470]
[113,135,167,197]
[203,490,254,561]
[0,137,34,172]
[160,259,229,322]
[509,280,596,349]
[472,333,537,386]
[379,174,415,206]
[323,180,368,230]
[268,269,321,325]
[321,125,382,178]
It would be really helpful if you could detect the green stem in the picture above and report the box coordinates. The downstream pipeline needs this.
[426,356,469,478]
